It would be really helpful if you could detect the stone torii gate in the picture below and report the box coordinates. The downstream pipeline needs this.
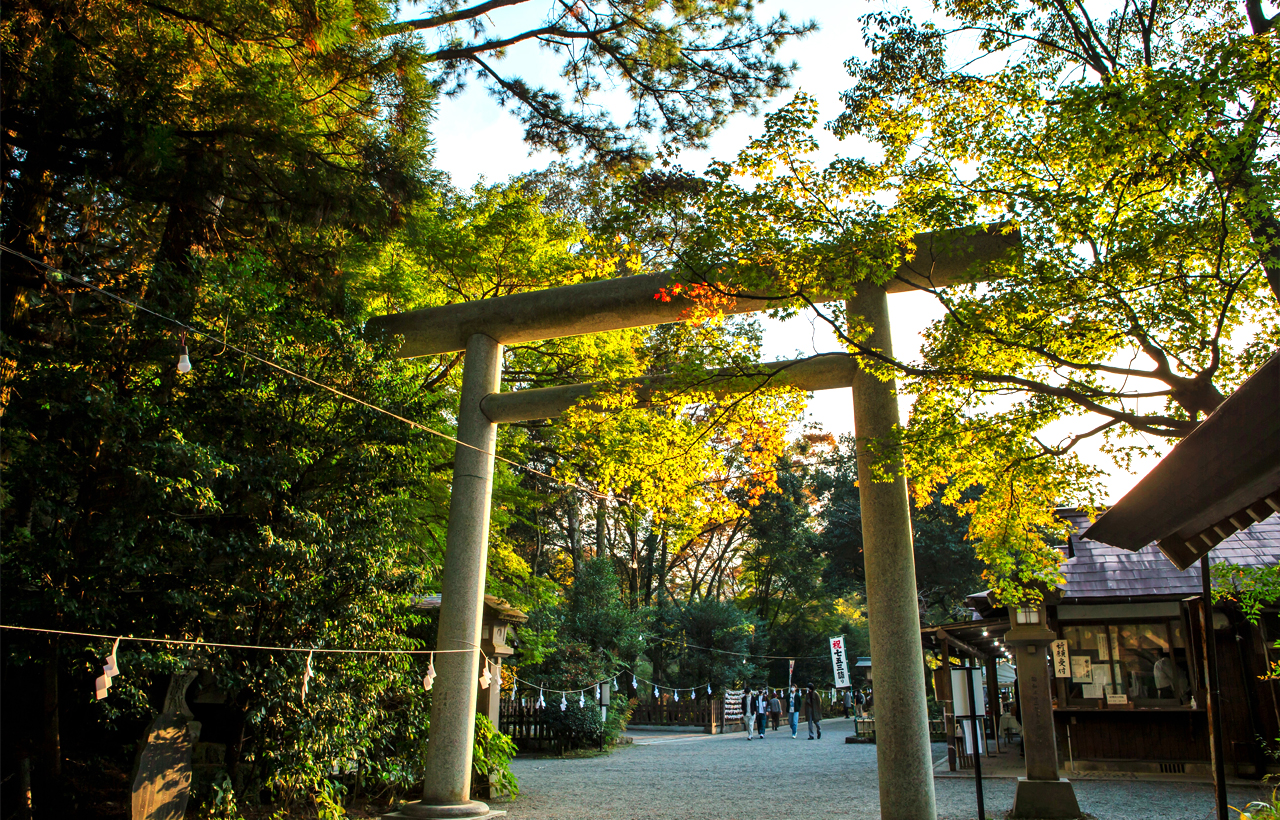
[372,228,1017,820]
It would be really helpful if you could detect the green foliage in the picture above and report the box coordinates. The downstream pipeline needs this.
[1212,561,1280,680]
[473,714,519,799]
[656,598,759,691]
[560,557,650,662]
[1212,562,1280,623]
[390,0,815,167]
[814,436,985,625]
[609,0,1280,600]
[602,696,634,747]
[543,698,605,747]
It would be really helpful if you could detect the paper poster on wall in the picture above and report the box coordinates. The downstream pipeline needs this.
[1071,655,1093,683]
[1095,631,1111,660]
[1107,693,1129,705]
[1082,664,1110,698]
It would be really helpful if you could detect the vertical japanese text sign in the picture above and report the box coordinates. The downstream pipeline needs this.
[1051,639,1070,678]
[829,636,851,688]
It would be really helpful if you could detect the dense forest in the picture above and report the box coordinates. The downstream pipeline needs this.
[2,0,1276,817]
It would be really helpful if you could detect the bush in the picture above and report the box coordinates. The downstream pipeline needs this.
[604,697,634,747]
[472,714,519,799]
[543,699,604,747]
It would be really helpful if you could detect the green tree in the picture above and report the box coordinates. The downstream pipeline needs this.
[608,0,1280,599]
[389,0,816,166]
[814,438,985,626]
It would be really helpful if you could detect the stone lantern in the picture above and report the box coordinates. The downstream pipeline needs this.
[478,595,527,728]
[1003,592,1080,819]
[413,594,527,730]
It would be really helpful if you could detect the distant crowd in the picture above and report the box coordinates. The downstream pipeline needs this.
[739,685,872,740]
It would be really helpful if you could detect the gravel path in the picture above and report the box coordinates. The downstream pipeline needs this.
[495,717,1273,820]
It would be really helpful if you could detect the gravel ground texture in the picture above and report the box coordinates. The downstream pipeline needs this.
[494,717,1273,820]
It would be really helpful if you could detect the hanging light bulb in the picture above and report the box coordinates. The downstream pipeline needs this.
[177,332,192,374]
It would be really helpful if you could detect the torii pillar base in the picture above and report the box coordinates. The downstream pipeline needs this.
[1010,778,1081,819]
[383,802,505,820]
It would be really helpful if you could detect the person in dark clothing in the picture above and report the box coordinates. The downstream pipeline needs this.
[804,684,823,739]
[769,691,782,730]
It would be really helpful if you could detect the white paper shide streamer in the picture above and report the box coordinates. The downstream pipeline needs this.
[578,691,585,708]
[300,651,315,703]
[94,638,121,700]
[478,664,492,690]
[423,653,436,692]
[560,693,567,711]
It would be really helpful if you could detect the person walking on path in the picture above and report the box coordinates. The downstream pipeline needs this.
[787,685,803,738]
[853,688,865,718]
[755,689,769,739]
[843,688,852,719]
[805,684,823,740]
[769,691,782,731]
[742,688,756,740]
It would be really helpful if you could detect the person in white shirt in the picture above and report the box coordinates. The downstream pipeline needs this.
[754,689,769,738]
[786,685,802,738]
[741,688,756,740]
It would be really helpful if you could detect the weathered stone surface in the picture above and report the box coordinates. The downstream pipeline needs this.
[1010,777,1083,819]
[132,671,200,820]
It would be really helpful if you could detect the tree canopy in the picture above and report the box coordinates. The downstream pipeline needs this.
[607,0,1279,600]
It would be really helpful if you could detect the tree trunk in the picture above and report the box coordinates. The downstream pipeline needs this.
[595,498,607,561]
[627,517,640,609]
[567,497,582,576]
[35,637,61,816]
[642,529,657,607]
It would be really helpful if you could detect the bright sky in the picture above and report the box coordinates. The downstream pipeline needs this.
[423,0,1168,502]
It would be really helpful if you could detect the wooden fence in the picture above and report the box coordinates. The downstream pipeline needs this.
[629,695,719,730]
[499,699,571,753]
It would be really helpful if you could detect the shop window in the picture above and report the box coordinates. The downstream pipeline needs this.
[1059,620,1191,708]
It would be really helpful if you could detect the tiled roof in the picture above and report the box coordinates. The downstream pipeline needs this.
[1058,508,1280,601]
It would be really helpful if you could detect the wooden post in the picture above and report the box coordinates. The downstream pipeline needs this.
[986,654,1000,740]
[940,636,957,772]
[1201,559,1228,820]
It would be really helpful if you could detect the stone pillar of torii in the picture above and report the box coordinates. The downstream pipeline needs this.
[372,228,1017,820]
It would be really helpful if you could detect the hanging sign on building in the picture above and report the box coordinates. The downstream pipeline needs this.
[829,636,851,688]
[1051,639,1070,678]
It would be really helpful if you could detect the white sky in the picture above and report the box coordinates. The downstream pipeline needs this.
[423,0,1168,502]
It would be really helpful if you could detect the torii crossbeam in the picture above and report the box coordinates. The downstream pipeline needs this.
[371,227,1018,820]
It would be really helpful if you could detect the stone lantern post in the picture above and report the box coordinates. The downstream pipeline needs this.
[1003,595,1080,818]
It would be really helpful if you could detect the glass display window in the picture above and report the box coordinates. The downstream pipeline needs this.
[1059,619,1191,708]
